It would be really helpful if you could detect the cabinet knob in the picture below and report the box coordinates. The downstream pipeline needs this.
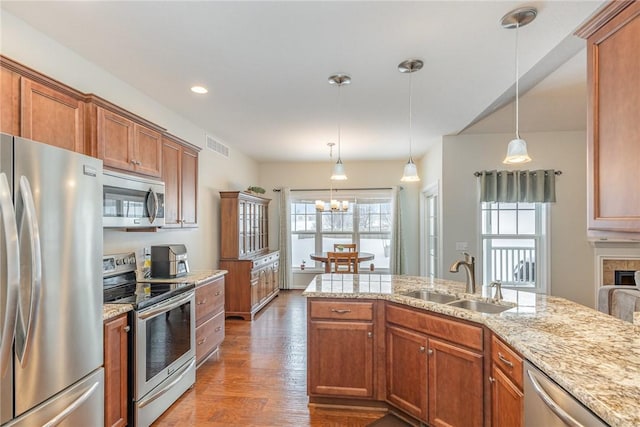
[123,326,130,333]
[215,326,222,332]
[197,298,207,305]
[489,377,496,383]
[419,346,426,353]
[198,337,207,345]
[367,332,373,338]
[215,291,221,296]
[130,160,136,165]
[427,349,434,355]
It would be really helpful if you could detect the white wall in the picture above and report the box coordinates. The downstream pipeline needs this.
[259,160,422,287]
[440,131,595,307]
[1,11,259,269]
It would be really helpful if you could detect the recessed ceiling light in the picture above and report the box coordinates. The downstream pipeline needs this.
[190,86,208,94]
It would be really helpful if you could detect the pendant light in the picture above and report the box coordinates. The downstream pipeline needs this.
[315,143,349,212]
[328,74,350,180]
[398,59,422,182]
[501,7,537,164]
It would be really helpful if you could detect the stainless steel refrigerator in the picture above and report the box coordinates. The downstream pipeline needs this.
[0,134,104,426]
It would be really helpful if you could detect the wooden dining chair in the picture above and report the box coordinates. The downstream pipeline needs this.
[327,251,359,273]
[334,243,357,252]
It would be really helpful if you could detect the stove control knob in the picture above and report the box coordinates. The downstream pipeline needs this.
[116,258,123,265]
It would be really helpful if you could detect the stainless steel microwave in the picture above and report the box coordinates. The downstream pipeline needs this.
[103,169,165,228]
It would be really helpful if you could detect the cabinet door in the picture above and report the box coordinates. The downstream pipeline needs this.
[428,337,483,427]
[250,276,259,309]
[21,78,84,153]
[585,1,640,234]
[180,147,198,227]
[1,67,20,135]
[271,262,280,293]
[308,320,374,398]
[104,314,128,427]
[98,107,135,171]
[161,138,181,228]
[386,325,428,421]
[133,124,162,177]
[491,365,523,427]
[239,200,247,257]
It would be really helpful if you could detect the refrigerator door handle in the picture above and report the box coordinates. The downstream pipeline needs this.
[15,176,42,367]
[146,187,158,224]
[0,173,20,376]
[41,380,100,427]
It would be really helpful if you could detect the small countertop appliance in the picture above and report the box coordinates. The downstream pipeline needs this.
[150,244,190,278]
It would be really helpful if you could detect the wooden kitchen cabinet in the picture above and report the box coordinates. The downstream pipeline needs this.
[385,303,484,427]
[0,66,20,135]
[104,313,129,427]
[386,325,428,421]
[307,299,376,399]
[195,276,225,367]
[576,1,640,236]
[490,334,524,427]
[220,191,279,320]
[90,101,163,178]
[162,134,200,228]
[21,77,85,153]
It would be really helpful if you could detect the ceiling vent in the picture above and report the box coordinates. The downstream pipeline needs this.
[206,134,229,158]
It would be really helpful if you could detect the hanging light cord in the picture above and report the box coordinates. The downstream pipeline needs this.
[514,20,520,139]
[329,144,334,199]
[408,69,414,160]
[337,82,342,161]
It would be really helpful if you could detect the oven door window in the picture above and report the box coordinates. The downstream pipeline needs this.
[145,300,192,381]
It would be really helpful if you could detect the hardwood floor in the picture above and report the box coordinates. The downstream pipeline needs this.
[153,290,386,426]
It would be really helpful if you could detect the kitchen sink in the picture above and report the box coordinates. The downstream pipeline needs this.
[402,290,458,304]
[446,299,512,314]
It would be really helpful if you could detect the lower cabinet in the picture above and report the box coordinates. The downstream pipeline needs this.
[221,250,279,320]
[307,299,376,399]
[195,276,225,367]
[104,313,129,427]
[490,335,524,427]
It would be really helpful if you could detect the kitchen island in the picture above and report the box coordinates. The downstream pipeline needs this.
[303,274,640,427]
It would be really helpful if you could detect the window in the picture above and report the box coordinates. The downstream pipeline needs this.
[481,202,548,292]
[291,191,392,271]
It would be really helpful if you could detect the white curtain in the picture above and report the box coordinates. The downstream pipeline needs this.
[390,186,406,275]
[278,187,293,289]
[478,170,557,203]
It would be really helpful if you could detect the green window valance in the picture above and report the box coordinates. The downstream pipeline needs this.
[477,170,558,203]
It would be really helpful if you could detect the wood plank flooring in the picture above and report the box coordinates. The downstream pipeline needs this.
[153,290,386,426]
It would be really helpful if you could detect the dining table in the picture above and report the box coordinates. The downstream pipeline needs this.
[309,252,375,273]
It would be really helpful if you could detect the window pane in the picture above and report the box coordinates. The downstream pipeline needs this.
[359,234,390,269]
[484,238,535,286]
[517,210,536,234]
[291,234,316,267]
[322,235,352,252]
[498,210,517,234]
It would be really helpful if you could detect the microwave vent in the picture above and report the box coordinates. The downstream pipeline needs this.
[206,135,229,158]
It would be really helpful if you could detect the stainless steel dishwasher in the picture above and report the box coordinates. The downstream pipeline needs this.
[524,361,609,427]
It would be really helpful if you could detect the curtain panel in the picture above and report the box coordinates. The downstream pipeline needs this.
[478,170,558,203]
[278,187,293,289]
[390,186,406,275]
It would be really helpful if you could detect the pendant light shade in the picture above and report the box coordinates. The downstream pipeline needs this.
[398,59,423,182]
[501,7,536,165]
[328,74,350,180]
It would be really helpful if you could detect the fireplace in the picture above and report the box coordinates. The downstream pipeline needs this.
[614,270,638,286]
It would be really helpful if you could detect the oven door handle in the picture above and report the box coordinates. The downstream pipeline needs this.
[137,291,194,320]
[137,358,195,409]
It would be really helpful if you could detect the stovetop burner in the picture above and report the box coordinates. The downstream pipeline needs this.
[103,252,194,311]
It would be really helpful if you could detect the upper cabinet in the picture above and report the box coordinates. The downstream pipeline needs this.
[1,57,86,153]
[220,191,270,259]
[577,0,640,238]
[87,99,164,178]
[162,134,200,228]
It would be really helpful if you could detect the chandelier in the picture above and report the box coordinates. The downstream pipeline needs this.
[315,143,349,212]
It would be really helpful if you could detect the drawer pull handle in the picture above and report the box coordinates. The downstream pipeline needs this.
[198,337,207,345]
[215,326,222,332]
[498,352,514,368]
[215,291,221,296]
[197,298,207,305]
[419,346,425,353]
[330,309,351,314]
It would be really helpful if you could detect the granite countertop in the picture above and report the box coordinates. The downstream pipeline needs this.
[103,303,133,321]
[136,269,227,285]
[303,274,640,427]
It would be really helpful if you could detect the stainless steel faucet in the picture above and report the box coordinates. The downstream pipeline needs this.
[490,281,503,300]
[449,252,476,293]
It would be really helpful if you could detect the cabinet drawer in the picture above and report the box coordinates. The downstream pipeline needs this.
[195,278,224,326]
[309,300,374,321]
[196,311,225,364]
[491,335,523,389]
[386,304,483,351]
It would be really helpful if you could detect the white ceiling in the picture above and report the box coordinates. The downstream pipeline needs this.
[1,1,604,162]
